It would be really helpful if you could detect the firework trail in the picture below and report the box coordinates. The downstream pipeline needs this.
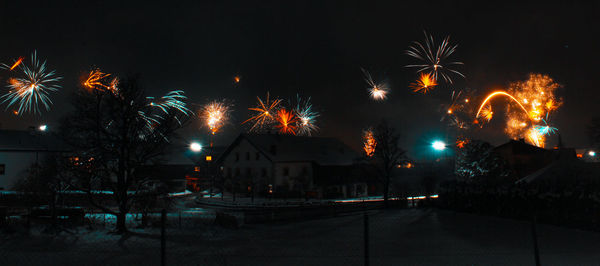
[243,92,282,132]
[474,74,562,147]
[148,90,193,116]
[409,72,438,93]
[200,100,233,134]
[292,95,319,136]
[274,108,298,135]
[0,51,62,115]
[406,31,464,84]
[8,57,24,71]
[363,129,376,157]
[361,68,389,100]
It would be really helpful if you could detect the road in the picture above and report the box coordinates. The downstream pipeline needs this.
[2,208,600,265]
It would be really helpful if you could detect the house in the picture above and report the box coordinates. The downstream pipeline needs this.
[218,134,365,199]
[0,129,69,190]
[494,139,576,178]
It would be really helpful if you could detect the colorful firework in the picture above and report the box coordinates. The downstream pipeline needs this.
[410,72,438,93]
[475,74,562,147]
[0,51,62,115]
[363,129,377,157]
[274,109,298,135]
[243,92,282,132]
[83,69,118,94]
[456,137,469,149]
[292,95,319,136]
[406,31,464,84]
[362,68,389,100]
[148,90,193,116]
[200,100,233,134]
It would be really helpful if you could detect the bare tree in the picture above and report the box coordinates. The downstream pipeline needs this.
[371,120,406,207]
[59,76,191,233]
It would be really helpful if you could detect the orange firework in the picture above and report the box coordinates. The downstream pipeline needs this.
[9,57,24,71]
[410,72,438,93]
[274,109,298,135]
[243,92,282,132]
[83,69,118,93]
[475,74,562,147]
[456,137,469,149]
[363,129,377,157]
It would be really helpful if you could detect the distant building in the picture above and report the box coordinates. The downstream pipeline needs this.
[0,129,69,190]
[575,148,599,163]
[218,134,365,199]
[494,139,576,178]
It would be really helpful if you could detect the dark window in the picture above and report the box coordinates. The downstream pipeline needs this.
[227,167,232,178]
[0,164,4,175]
[235,152,239,162]
[270,145,277,155]
[246,168,252,177]
[234,168,240,176]
[255,152,260,160]
[261,168,267,177]
[246,152,250,160]
[283,167,289,176]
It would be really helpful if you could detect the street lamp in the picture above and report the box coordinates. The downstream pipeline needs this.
[432,140,446,151]
[190,142,202,153]
[39,124,47,131]
[589,150,596,157]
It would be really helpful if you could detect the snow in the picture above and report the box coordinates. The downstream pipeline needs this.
[3,209,600,265]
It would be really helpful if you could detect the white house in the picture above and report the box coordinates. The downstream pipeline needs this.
[0,129,68,190]
[218,134,366,198]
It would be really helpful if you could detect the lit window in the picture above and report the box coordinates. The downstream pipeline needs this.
[0,164,5,175]
[194,166,201,172]
[205,155,212,162]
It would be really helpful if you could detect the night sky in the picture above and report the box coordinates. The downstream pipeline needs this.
[0,1,598,158]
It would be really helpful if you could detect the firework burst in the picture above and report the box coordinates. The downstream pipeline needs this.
[148,90,193,116]
[243,92,282,132]
[475,74,562,147]
[200,100,233,134]
[1,51,62,115]
[409,72,438,93]
[83,69,118,94]
[406,31,464,84]
[275,108,298,135]
[363,129,377,157]
[292,95,319,136]
[362,68,389,100]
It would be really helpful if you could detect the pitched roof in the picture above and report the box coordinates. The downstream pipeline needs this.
[220,134,359,166]
[0,130,69,152]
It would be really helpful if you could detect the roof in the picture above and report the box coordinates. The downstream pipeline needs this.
[220,134,360,166]
[493,139,551,155]
[0,130,69,152]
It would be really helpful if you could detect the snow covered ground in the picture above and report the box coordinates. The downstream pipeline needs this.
[2,208,600,265]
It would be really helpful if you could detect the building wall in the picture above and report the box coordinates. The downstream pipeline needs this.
[222,138,274,181]
[0,151,48,190]
[273,162,313,189]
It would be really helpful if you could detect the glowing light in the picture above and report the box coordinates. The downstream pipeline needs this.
[274,109,298,135]
[456,137,469,149]
[39,124,47,131]
[234,76,240,83]
[406,31,464,84]
[205,155,212,162]
[590,151,596,157]
[362,69,389,100]
[475,74,562,148]
[293,95,319,136]
[363,129,377,157]
[1,51,62,115]
[200,100,232,134]
[190,142,202,152]
[410,72,438,93]
[432,141,446,151]
[243,92,282,132]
